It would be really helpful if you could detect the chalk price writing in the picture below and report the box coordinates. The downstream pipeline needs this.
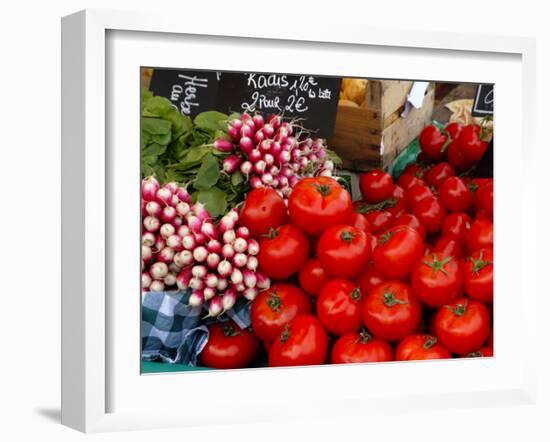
[169,74,209,115]
[241,74,332,114]
[241,92,283,113]
[483,88,494,106]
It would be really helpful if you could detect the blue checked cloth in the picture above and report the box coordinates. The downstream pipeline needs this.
[141,290,252,366]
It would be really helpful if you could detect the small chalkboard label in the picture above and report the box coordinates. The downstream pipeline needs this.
[472,84,494,117]
[148,69,220,118]
[217,73,341,137]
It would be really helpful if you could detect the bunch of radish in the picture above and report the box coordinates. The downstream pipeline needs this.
[141,176,271,316]
[214,113,334,200]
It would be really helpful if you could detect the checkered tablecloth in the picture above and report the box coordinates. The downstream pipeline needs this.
[141,290,252,366]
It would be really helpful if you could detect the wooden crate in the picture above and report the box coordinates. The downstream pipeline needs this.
[329,80,435,171]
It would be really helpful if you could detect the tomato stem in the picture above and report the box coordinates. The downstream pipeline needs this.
[265,227,280,240]
[423,254,452,276]
[383,290,407,307]
[440,131,453,153]
[356,198,397,215]
[379,230,394,245]
[280,323,291,343]
[340,230,357,243]
[222,325,240,337]
[350,287,362,302]
[315,184,332,196]
[357,330,372,344]
[469,250,493,274]
[423,335,438,349]
[266,288,282,312]
[446,300,469,317]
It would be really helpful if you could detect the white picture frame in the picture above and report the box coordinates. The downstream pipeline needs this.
[61,9,538,433]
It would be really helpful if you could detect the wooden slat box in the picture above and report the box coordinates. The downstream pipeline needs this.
[329,80,435,171]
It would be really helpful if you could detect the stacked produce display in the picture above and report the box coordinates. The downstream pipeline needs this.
[142,92,494,369]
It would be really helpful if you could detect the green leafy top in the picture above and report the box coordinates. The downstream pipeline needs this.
[140,91,246,217]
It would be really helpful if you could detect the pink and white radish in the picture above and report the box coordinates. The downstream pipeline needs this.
[189,290,205,307]
[206,252,221,269]
[157,247,175,264]
[143,216,160,232]
[159,223,176,239]
[150,280,165,292]
[142,272,152,289]
[192,246,208,263]
[150,262,169,279]
[142,245,153,262]
[142,232,156,247]
[233,237,248,253]
[164,272,177,287]
[142,176,160,202]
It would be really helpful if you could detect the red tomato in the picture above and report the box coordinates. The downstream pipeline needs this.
[393,213,426,240]
[317,279,364,336]
[474,180,493,219]
[439,176,473,212]
[445,122,463,140]
[258,224,309,279]
[298,258,329,297]
[373,225,424,280]
[466,219,493,253]
[442,212,472,244]
[419,125,449,161]
[433,236,464,259]
[412,196,447,234]
[331,331,393,364]
[288,176,352,236]
[411,253,463,307]
[434,298,491,354]
[463,248,493,303]
[348,212,372,234]
[459,124,489,163]
[239,188,287,238]
[405,184,434,211]
[403,163,426,178]
[269,315,329,367]
[359,169,393,203]
[362,281,422,341]
[386,185,406,218]
[424,162,456,189]
[395,334,451,361]
[200,322,260,369]
[364,210,394,234]
[356,265,385,294]
[317,225,370,280]
[251,283,312,343]
[447,138,474,171]
[464,346,493,358]
[396,173,426,191]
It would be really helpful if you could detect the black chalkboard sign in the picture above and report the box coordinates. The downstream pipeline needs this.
[216,73,341,137]
[148,69,220,118]
[148,68,341,137]
[472,84,494,117]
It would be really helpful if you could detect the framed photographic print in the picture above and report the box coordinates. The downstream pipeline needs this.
[61,9,537,433]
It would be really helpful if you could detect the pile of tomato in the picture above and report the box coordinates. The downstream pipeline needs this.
[200,122,494,369]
